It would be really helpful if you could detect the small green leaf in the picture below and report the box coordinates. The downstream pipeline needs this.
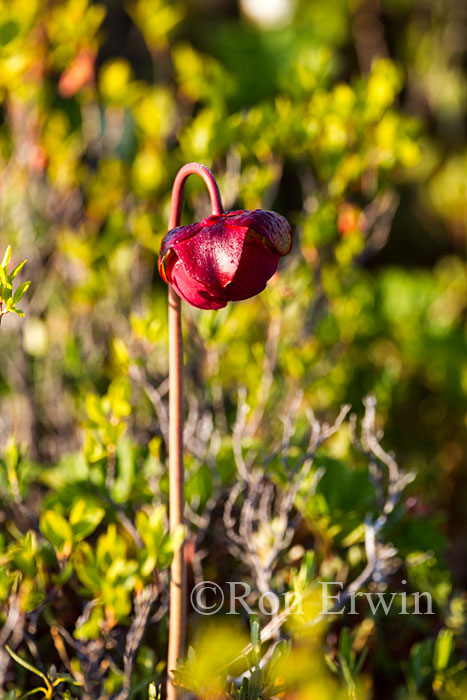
[337,652,356,693]
[1,245,11,268]
[354,646,368,676]
[434,629,453,672]
[69,500,105,542]
[73,603,104,639]
[268,639,289,676]
[248,668,263,700]
[0,265,7,287]
[1,285,12,302]
[250,615,261,660]
[85,393,107,425]
[324,653,339,675]
[8,258,26,281]
[13,280,31,304]
[51,558,74,585]
[11,306,25,317]
[339,627,352,667]
[40,510,73,555]
[298,551,315,587]
[5,645,49,684]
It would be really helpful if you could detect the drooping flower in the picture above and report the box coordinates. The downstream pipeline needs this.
[158,209,292,310]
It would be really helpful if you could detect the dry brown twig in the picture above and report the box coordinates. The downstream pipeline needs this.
[224,392,351,599]
[224,394,413,663]
[113,584,160,700]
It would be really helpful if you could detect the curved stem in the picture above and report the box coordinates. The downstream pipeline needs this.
[167,163,223,700]
[168,163,223,231]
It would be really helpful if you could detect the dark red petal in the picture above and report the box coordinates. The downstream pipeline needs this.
[173,218,248,289]
[222,210,292,256]
[170,259,228,310]
[224,239,279,301]
[159,221,202,260]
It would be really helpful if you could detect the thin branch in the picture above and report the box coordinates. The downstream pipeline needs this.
[246,316,281,439]
[113,584,159,700]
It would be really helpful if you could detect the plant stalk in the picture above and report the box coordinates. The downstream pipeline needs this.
[166,163,223,700]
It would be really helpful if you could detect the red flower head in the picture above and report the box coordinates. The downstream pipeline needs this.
[158,209,292,310]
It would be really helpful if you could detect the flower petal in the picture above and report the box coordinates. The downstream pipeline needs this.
[224,239,279,301]
[174,218,248,289]
[159,221,201,261]
[223,210,292,256]
[170,259,228,310]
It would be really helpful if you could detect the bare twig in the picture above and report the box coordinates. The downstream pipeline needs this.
[246,316,281,439]
[0,596,24,687]
[113,584,159,700]
[225,398,352,606]
[228,395,412,665]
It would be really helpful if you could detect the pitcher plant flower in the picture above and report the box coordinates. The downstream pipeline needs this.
[160,163,292,700]
[159,209,292,310]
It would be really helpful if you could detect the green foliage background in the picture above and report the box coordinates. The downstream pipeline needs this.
[0,0,465,698]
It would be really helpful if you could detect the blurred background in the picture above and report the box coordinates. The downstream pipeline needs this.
[0,0,466,698]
